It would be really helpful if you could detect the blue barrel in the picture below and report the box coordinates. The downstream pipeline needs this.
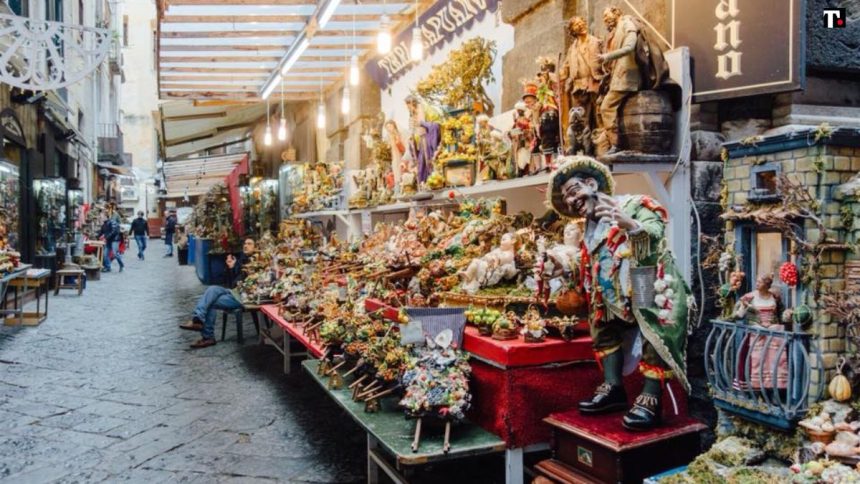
[195,238,228,285]
[187,234,196,264]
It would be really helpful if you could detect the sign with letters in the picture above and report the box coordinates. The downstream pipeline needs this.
[365,0,499,89]
[672,0,804,102]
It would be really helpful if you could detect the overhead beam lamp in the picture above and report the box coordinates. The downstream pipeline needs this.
[377,15,391,54]
[341,86,350,115]
[317,0,342,29]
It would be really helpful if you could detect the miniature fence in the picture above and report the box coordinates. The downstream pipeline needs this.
[704,319,823,429]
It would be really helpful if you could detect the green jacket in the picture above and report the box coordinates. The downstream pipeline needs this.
[585,195,692,392]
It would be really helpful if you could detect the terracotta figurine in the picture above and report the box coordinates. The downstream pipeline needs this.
[544,156,692,431]
[560,15,604,155]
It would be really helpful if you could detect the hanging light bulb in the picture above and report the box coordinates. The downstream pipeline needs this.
[377,14,391,54]
[316,102,326,129]
[349,54,360,86]
[278,117,287,141]
[410,27,423,61]
[264,99,272,146]
[341,86,351,115]
[277,80,287,141]
[264,125,272,146]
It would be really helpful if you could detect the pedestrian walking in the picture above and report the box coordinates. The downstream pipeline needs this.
[164,210,177,257]
[101,205,124,273]
[129,211,149,260]
[179,238,256,348]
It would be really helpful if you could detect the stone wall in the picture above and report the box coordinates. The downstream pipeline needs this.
[500,0,670,110]
[722,137,860,383]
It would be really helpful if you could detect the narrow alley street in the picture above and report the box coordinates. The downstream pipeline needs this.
[0,255,364,483]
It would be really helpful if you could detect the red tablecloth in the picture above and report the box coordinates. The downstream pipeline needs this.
[260,305,325,358]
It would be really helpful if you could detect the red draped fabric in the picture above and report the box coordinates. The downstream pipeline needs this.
[225,155,249,236]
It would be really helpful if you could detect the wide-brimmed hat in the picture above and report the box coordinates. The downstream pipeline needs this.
[546,156,615,218]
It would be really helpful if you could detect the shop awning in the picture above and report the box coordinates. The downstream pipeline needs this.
[155,0,415,102]
[162,152,247,198]
[157,100,266,159]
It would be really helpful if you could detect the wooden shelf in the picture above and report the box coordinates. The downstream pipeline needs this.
[292,209,349,219]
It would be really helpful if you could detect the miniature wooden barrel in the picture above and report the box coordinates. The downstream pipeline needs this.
[619,90,674,153]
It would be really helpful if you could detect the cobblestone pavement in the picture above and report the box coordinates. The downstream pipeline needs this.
[0,248,365,483]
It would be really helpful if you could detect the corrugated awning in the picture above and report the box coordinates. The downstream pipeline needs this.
[163,152,247,198]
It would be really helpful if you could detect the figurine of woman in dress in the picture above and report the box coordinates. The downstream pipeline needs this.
[733,273,788,391]
[384,120,407,194]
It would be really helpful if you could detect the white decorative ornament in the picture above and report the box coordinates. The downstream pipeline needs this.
[0,14,111,91]
[434,329,453,349]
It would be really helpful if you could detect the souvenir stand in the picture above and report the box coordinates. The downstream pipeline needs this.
[253,16,700,480]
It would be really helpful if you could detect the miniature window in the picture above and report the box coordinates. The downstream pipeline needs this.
[749,162,782,202]
[736,226,796,306]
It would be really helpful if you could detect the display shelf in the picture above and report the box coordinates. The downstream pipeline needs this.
[301,359,506,466]
[260,304,325,358]
[435,172,552,199]
[364,298,593,369]
[292,209,349,219]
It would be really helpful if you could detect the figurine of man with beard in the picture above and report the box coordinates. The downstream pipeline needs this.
[544,156,692,431]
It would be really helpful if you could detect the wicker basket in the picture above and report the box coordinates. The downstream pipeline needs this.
[805,428,835,444]
[492,328,518,340]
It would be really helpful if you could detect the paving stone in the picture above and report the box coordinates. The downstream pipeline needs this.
[0,254,364,482]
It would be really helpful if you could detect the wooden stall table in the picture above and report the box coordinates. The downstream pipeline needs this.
[5,268,51,326]
[82,241,105,281]
[364,299,689,484]
[302,359,506,484]
[0,265,31,326]
[259,304,324,374]
[55,266,86,296]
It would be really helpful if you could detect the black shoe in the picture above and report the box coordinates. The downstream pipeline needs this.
[622,394,662,431]
[101,268,110,273]
[119,266,124,272]
[578,382,628,415]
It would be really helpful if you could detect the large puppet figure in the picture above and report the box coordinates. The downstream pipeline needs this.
[543,156,692,431]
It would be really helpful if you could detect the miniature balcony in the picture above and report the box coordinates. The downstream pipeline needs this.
[704,319,823,430]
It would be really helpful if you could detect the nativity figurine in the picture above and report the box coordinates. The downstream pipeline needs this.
[458,232,518,295]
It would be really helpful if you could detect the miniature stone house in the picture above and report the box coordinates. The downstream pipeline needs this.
[716,127,860,419]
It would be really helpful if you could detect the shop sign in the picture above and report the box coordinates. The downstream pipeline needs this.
[365,0,499,89]
[672,0,804,102]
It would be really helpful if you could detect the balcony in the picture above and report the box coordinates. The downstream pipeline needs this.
[98,123,124,164]
[704,320,823,430]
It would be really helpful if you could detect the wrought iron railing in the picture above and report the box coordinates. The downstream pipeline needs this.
[704,319,823,429]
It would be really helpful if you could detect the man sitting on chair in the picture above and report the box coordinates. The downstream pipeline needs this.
[180,238,256,348]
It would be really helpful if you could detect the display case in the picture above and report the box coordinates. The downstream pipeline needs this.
[243,178,279,237]
[0,162,20,251]
[33,178,67,255]
[278,164,305,218]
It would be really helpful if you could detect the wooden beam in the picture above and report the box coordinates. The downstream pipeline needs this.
[160,44,357,52]
[160,29,375,38]
[165,130,217,147]
[163,111,228,121]
[163,14,405,23]
[167,137,251,161]
[160,56,282,63]
[161,75,267,82]
[166,0,315,5]
[160,91,317,101]
[161,67,271,73]
[161,84,261,91]
[161,66,336,74]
